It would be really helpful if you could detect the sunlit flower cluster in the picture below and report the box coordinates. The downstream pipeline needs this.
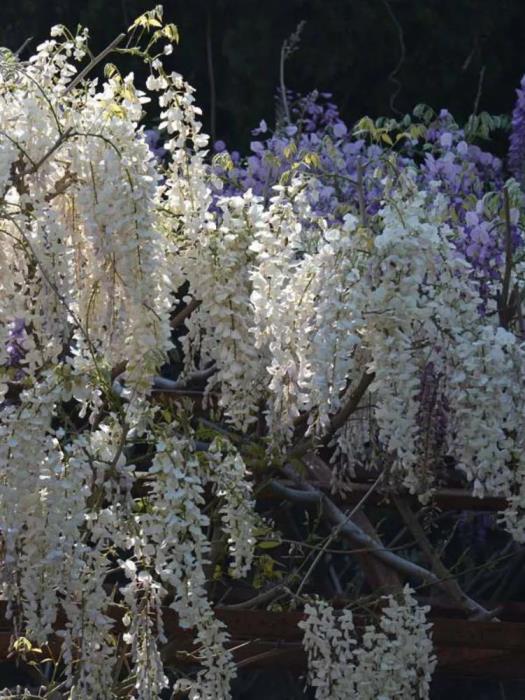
[0,17,253,698]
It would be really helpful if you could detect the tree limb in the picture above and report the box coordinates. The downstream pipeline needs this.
[271,469,494,619]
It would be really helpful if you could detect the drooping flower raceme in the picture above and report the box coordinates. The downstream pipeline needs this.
[0,21,260,698]
[179,191,269,430]
[509,74,525,187]
[248,170,525,537]
[299,586,436,700]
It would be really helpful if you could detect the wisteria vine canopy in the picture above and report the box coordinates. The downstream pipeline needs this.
[1,4,525,699]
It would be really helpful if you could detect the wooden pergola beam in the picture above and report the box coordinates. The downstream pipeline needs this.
[263,480,507,512]
[1,604,525,679]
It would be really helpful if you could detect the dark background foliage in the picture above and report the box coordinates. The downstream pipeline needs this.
[1,0,525,150]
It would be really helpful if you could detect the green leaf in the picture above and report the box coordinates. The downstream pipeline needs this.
[163,23,179,44]
[128,6,164,33]
[104,63,120,80]
[283,142,297,159]
[105,102,126,119]
[303,152,320,168]
[257,540,281,550]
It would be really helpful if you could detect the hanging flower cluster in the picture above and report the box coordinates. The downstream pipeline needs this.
[207,84,525,537]
[179,191,268,430]
[0,11,259,698]
[299,586,436,699]
[509,74,525,186]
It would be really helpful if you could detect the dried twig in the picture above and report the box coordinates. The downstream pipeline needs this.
[206,8,216,143]
[279,21,305,125]
[381,0,405,115]
[473,65,486,116]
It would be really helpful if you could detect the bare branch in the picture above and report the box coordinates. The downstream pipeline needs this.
[171,297,201,329]
[272,466,494,619]
[63,33,126,95]
[326,370,375,437]
[393,496,497,618]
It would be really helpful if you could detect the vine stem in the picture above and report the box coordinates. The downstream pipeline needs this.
[63,32,126,95]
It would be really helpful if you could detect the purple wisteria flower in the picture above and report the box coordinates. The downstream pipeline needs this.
[144,128,167,161]
[211,90,398,218]
[6,318,25,367]
[289,89,343,133]
[508,74,525,186]
[212,89,523,302]
[4,318,27,382]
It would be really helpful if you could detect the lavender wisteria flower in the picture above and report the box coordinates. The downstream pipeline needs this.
[213,93,503,223]
[509,74,525,186]
[212,90,524,309]
[144,127,167,161]
[6,318,25,368]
